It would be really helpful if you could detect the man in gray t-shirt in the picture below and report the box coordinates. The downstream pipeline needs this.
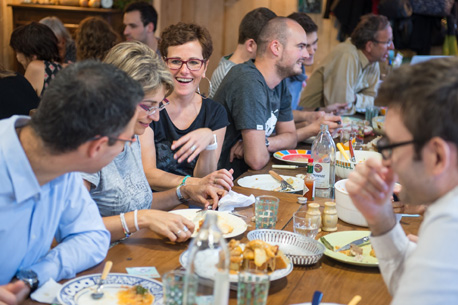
[213,17,309,178]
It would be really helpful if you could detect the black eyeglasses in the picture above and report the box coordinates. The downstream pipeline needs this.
[164,57,206,71]
[376,136,416,160]
[372,39,393,47]
[138,98,169,115]
[90,135,137,146]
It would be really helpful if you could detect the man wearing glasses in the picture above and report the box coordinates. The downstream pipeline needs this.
[300,14,394,114]
[346,57,458,304]
[0,61,142,302]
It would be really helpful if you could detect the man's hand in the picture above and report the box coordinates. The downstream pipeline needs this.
[229,140,244,162]
[322,102,349,114]
[181,184,227,210]
[346,158,398,236]
[0,281,30,305]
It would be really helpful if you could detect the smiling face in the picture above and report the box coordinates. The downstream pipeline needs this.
[135,85,166,135]
[366,26,394,63]
[165,40,207,98]
[304,31,318,66]
[276,21,309,78]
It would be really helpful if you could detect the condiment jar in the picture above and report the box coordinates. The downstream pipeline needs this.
[306,203,322,232]
[322,202,338,232]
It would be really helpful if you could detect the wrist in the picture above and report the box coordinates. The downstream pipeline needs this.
[180,175,191,186]
[176,185,189,202]
[180,185,191,201]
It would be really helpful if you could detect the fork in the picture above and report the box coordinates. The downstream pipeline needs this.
[268,170,294,191]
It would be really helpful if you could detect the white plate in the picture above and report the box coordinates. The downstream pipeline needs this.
[179,249,293,283]
[170,209,247,239]
[237,174,304,193]
[57,273,163,305]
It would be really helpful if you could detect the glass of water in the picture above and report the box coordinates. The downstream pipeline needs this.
[293,211,319,239]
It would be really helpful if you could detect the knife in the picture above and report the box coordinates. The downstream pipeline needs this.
[335,236,370,252]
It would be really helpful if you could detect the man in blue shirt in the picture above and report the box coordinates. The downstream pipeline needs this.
[0,61,143,303]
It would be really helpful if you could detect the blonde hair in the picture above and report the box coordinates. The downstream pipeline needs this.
[104,41,174,96]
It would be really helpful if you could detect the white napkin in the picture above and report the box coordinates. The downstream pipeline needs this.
[218,190,255,212]
[31,278,62,304]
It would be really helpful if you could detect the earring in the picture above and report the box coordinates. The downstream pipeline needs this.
[196,76,213,99]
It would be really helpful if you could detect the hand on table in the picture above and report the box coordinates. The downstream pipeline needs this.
[230,140,244,162]
[346,158,398,236]
[140,210,195,242]
[171,128,214,163]
[200,169,234,191]
[0,281,30,305]
[308,113,342,135]
[182,184,227,210]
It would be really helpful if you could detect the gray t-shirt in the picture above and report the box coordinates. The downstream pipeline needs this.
[209,54,236,98]
[81,135,153,217]
[213,60,293,178]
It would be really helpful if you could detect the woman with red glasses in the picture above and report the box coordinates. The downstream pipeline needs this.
[139,22,234,192]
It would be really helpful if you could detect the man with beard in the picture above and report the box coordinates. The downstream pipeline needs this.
[346,57,458,304]
[300,14,394,114]
[213,17,307,178]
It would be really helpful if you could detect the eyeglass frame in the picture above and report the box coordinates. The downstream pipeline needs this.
[164,57,206,71]
[138,98,169,115]
[372,39,393,47]
[376,136,416,160]
[90,134,137,146]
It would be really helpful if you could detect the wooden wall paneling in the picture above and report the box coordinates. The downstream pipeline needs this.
[269,0,297,17]
[159,0,183,30]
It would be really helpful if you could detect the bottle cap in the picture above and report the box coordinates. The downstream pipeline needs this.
[308,158,314,163]
[297,197,307,204]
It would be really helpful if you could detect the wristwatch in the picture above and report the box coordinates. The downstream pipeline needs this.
[176,185,187,203]
[16,269,39,293]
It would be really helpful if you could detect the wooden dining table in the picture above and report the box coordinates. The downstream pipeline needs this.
[24,124,421,305]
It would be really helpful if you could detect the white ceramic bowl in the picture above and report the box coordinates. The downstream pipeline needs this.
[336,150,382,179]
[335,179,402,227]
[335,179,368,227]
[372,116,385,135]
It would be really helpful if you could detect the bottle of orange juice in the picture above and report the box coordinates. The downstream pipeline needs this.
[304,158,315,201]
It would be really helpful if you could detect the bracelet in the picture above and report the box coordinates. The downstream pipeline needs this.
[120,213,130,238]
[176,185,187,203]
[205,134,218,150]
[180,175,191,186]
[134,209,140,232]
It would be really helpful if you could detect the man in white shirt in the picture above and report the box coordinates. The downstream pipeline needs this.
[346,57,458,304]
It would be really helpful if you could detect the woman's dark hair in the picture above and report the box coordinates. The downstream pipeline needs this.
[159,22,213,60]
[10,22,60,62]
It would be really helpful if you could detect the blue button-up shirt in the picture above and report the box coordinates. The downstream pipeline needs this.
[0,116,110,285]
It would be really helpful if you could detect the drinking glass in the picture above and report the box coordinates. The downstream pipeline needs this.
[237,269,270,305]
[255,196,279,229]
[293,211,319,239]
[162,270,198,305]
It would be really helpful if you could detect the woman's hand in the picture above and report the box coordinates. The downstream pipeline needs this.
[171,128,214,163]
[181,184,228,210]
[200,169,234,191]
[140,210,195,242]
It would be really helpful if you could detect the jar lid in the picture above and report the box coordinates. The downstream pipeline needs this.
[297,197,307,204]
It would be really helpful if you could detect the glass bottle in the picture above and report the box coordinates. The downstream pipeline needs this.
[303,158,315,201]
[184,213,230,305]
[311,124,336,198]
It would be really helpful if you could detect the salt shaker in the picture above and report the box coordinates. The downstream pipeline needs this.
[322,202,338,232]
[306,203,322,232]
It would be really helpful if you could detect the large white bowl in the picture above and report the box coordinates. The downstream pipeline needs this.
[336,150,382,179]
[335,179,368,227]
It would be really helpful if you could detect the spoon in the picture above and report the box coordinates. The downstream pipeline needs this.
[312,290,323,305]
[348,295,362,305]
[91,260,113,300]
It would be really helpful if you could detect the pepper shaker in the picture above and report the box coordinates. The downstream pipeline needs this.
[306,203,322,232]
[322,202,338,232]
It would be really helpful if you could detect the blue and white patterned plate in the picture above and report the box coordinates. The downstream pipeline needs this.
[57,273,163,305]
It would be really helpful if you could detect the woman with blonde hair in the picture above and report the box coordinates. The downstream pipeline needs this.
[82,41,226,242]
[140,22,234,192]
[75,17,120,61]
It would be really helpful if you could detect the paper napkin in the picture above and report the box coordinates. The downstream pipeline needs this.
[218,190,255,212]
[31,278,62,304]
